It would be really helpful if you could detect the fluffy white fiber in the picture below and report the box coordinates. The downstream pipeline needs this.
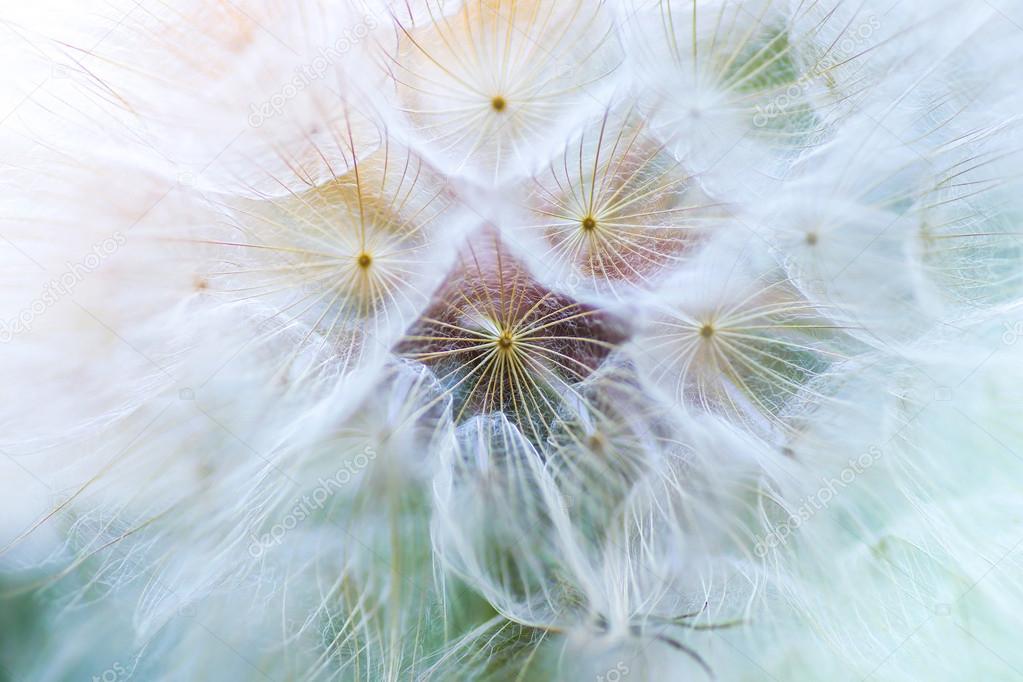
[1,1,1022,680]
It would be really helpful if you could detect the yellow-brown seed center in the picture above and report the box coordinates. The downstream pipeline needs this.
[581,216,597,231]
[700,323,715,339]
[490,96,507,112]
[357,252,373,268]
[496,331,514,349]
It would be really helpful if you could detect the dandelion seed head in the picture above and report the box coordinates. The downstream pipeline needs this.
[5,1,1023,680]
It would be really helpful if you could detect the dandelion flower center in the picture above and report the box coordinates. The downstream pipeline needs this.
[496,329,515,350]
[490,95,507,112]
[699,323,715,339]
[396,233,628,439]
[357,252,373,268]
[581,216,597,232]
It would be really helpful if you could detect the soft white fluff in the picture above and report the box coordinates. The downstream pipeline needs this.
[1,1,1022,681]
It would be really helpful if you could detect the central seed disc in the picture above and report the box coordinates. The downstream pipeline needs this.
[490,96,507,112]
[357,252,372,268]
[497,332,514,349]
[581,216,597,231]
